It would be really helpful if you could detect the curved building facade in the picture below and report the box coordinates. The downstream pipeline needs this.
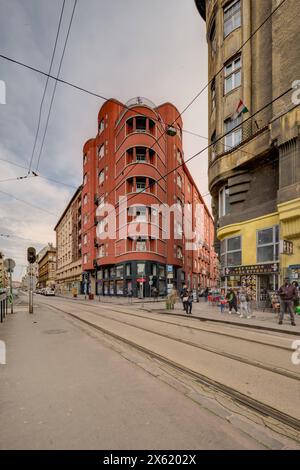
[81,98,216,297]
[196,0,300,303]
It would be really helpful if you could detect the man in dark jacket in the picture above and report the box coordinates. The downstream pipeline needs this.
[226,288,239,315]
[278,278,297,326]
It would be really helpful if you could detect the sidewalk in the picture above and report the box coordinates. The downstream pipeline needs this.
[144,300,300,336]
[53,294,300,335]
[1,300,270,449]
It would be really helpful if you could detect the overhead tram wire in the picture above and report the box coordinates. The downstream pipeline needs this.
[27,0,66,174]
[70,0,288,214]
[0,157,79,189]
[0,189,59,218]
[81,89,296,239]
[35,0,78,173]
[86,90,296,238]
[0,0,288,224]
[66,84,297,241]
[0,0,287,190]
[2,100,297,239]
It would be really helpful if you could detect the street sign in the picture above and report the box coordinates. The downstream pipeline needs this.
[4,258,15,273]
[167,265,173,273]
[137,278,146,283]
[280,239,293,255]
[149,281,153,286]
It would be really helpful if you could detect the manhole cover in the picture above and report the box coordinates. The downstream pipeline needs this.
[43,329,67,335]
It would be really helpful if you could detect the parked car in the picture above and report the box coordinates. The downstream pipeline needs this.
[44,288,55,296]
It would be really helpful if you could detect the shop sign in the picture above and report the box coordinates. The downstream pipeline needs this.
[137,278,146,283]
[280,240,293,255]
[289,265,300,279]
[224,263,279,276]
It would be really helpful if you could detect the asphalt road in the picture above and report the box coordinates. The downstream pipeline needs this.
[0,296,298,450]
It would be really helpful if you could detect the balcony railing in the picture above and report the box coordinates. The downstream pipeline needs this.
[211,116,268,161]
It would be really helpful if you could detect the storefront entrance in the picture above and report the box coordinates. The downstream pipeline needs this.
[257,274,279,307]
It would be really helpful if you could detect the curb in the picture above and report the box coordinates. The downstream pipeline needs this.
[143,309,300,336]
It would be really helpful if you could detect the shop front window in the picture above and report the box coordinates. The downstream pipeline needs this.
[116,265,124,279]
[257,226,279,263]
[151,264,157,276]
[126,264,131,276]
[159,265,165,278]
[116,281,124,295]
[137,263,145,277]
[110,267,116,278]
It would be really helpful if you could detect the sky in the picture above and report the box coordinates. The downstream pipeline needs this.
[0,0,209,281]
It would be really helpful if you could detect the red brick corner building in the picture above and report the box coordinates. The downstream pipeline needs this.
[82,97,217,297]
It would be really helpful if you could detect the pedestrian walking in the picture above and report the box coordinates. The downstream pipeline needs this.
[184,290,193,315]
[226,288,239,315]
[180,285,188,311]
[128,288,133,304]
[219,289,227,314]
[204,287,209,302]
[238,288,251,318]
[278,278,297,326]
[292,281,299,309]
[152,286,159,301]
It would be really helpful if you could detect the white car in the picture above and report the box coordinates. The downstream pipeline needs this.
[45,288,55,296]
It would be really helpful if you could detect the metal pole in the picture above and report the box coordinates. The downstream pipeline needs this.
[10,271,13,314]
[29,264,33,314]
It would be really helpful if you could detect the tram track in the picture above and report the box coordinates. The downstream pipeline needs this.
[55,302,299,381]
[40,298,300,434]
[49,296,295,352]
[54,294,300,336]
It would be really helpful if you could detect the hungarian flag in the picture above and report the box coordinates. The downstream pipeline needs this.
[234,100,248,119]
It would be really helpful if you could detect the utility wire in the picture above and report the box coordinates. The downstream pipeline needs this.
[0,0,289,228]
[87,90,296,238]
[0,189,59,217]
[1,98,294,247]
[80,0,288,217]
[35,0,78,172]
[27,0,66,174]
[0,157,78,189]
[114,86,293,214]
[0,0,286,184]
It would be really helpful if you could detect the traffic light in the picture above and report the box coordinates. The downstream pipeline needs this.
[27,247,36,264]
